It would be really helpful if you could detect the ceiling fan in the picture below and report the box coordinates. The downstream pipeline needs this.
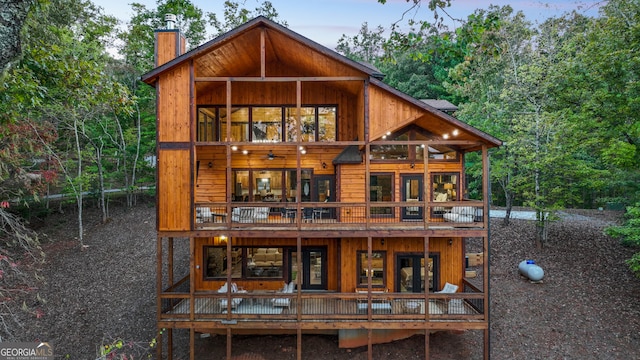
[265,150,284,160]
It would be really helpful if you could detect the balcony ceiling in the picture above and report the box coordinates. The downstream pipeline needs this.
[192,25,366,96]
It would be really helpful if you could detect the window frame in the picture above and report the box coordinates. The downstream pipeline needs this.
[369,172,394,217]
[196,104,337,142]
[356,250,387,289]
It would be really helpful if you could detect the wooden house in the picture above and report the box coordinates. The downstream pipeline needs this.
[142,16,500,360]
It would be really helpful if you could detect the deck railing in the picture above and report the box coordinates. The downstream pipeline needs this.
[159,290,486,322]
[194,201,485,230]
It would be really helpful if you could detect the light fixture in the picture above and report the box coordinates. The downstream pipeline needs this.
[322,162,327,169]
[381,239,385,246]
[452,129,460,136]
[382,135,387,139]
[300,146,306,155]
[386,131,391,136]
[208,161,213,168]
[242,150,248,155]
[231,145,238,151]
[410,162,415,169]
[448,239,453,246]
[443,133,450,139]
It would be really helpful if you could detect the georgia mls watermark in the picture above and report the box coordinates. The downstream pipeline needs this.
[0,342,53,360]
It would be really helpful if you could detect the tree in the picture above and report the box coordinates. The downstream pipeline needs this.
[0,0,36,75]
[447,7,604,247]
[208,0,287,37]
[336,23,386,64]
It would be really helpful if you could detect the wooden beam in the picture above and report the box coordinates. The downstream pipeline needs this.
[167,228,490,239]
[160,320,489,331]
[194,76,365,82]
[260,28,265,78]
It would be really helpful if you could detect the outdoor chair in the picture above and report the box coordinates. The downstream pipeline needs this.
[272,281,295,309]
[218,282,245,309]
[435,282,463,314]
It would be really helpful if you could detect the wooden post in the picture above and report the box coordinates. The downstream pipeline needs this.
[227,328,232,360]
[190,328,195,360]
[156,236,164,359]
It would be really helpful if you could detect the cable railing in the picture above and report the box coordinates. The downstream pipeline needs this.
[194,201,485,230]
[159,290,486,322]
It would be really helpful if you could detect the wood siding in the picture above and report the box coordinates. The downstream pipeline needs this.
[368,85,425,141]
[157,63,191,143]
[155,30,185,67]
[339,237,463,292]
[157,149,191,231]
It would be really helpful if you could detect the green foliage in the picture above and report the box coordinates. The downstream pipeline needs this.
[606,204,640,247]
[605,204,640,277]
[208,0,288,37]
[96,329,164,359]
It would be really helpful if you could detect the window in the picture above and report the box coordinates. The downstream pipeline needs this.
[232,169,311,202]
[198,105,337,142]
[246,248,284,279]
[357,251,386,288]
[204,246,285,280]
[432,173,458,202]
[252,107,282,142]
[204,247,243,279]
[370,173,393,215]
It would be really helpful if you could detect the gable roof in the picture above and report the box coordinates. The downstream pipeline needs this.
[142,16,501,150]
[142,16,377,84]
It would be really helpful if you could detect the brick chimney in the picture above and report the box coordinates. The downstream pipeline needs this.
[154,14,186,67]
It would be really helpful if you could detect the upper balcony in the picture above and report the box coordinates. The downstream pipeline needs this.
[194,200,486,233]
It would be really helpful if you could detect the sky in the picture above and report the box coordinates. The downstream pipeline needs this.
[94,0,604,49]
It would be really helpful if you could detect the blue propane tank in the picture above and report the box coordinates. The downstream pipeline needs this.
[518,260,545,281]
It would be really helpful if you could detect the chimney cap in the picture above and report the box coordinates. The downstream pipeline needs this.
[164,14,177,29]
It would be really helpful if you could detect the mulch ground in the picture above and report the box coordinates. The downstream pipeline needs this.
[14,202,640,359]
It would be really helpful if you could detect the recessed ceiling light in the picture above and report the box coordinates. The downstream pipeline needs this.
[452,129,459,136]
[242,150,248,155]
[443,134,450,139]
[231,145,238,151]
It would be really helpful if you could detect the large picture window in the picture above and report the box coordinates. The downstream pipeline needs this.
[232,169,312,202]
[197,105,337,142]
[204,246,284,280]
[357,251,386,288]
[204,246,243,279]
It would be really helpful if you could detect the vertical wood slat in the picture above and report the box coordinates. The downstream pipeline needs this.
[155,30,184,67]
[158,149,191,230]
[158,64,191,143]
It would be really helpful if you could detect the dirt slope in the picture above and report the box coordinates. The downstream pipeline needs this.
[21,204,639,359]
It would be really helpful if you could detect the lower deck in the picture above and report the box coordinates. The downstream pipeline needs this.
[160,280,485,328]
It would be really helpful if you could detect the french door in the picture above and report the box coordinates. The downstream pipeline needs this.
[396,254,439,293]
[289,247,326,290]
[401,174,423,220]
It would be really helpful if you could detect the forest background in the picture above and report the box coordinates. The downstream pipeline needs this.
[0,0,639,343]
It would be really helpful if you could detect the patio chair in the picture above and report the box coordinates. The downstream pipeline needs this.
[218,282,244,309]
[272,281,295,309]
[302,207,314,223]
[435,282,463,314]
